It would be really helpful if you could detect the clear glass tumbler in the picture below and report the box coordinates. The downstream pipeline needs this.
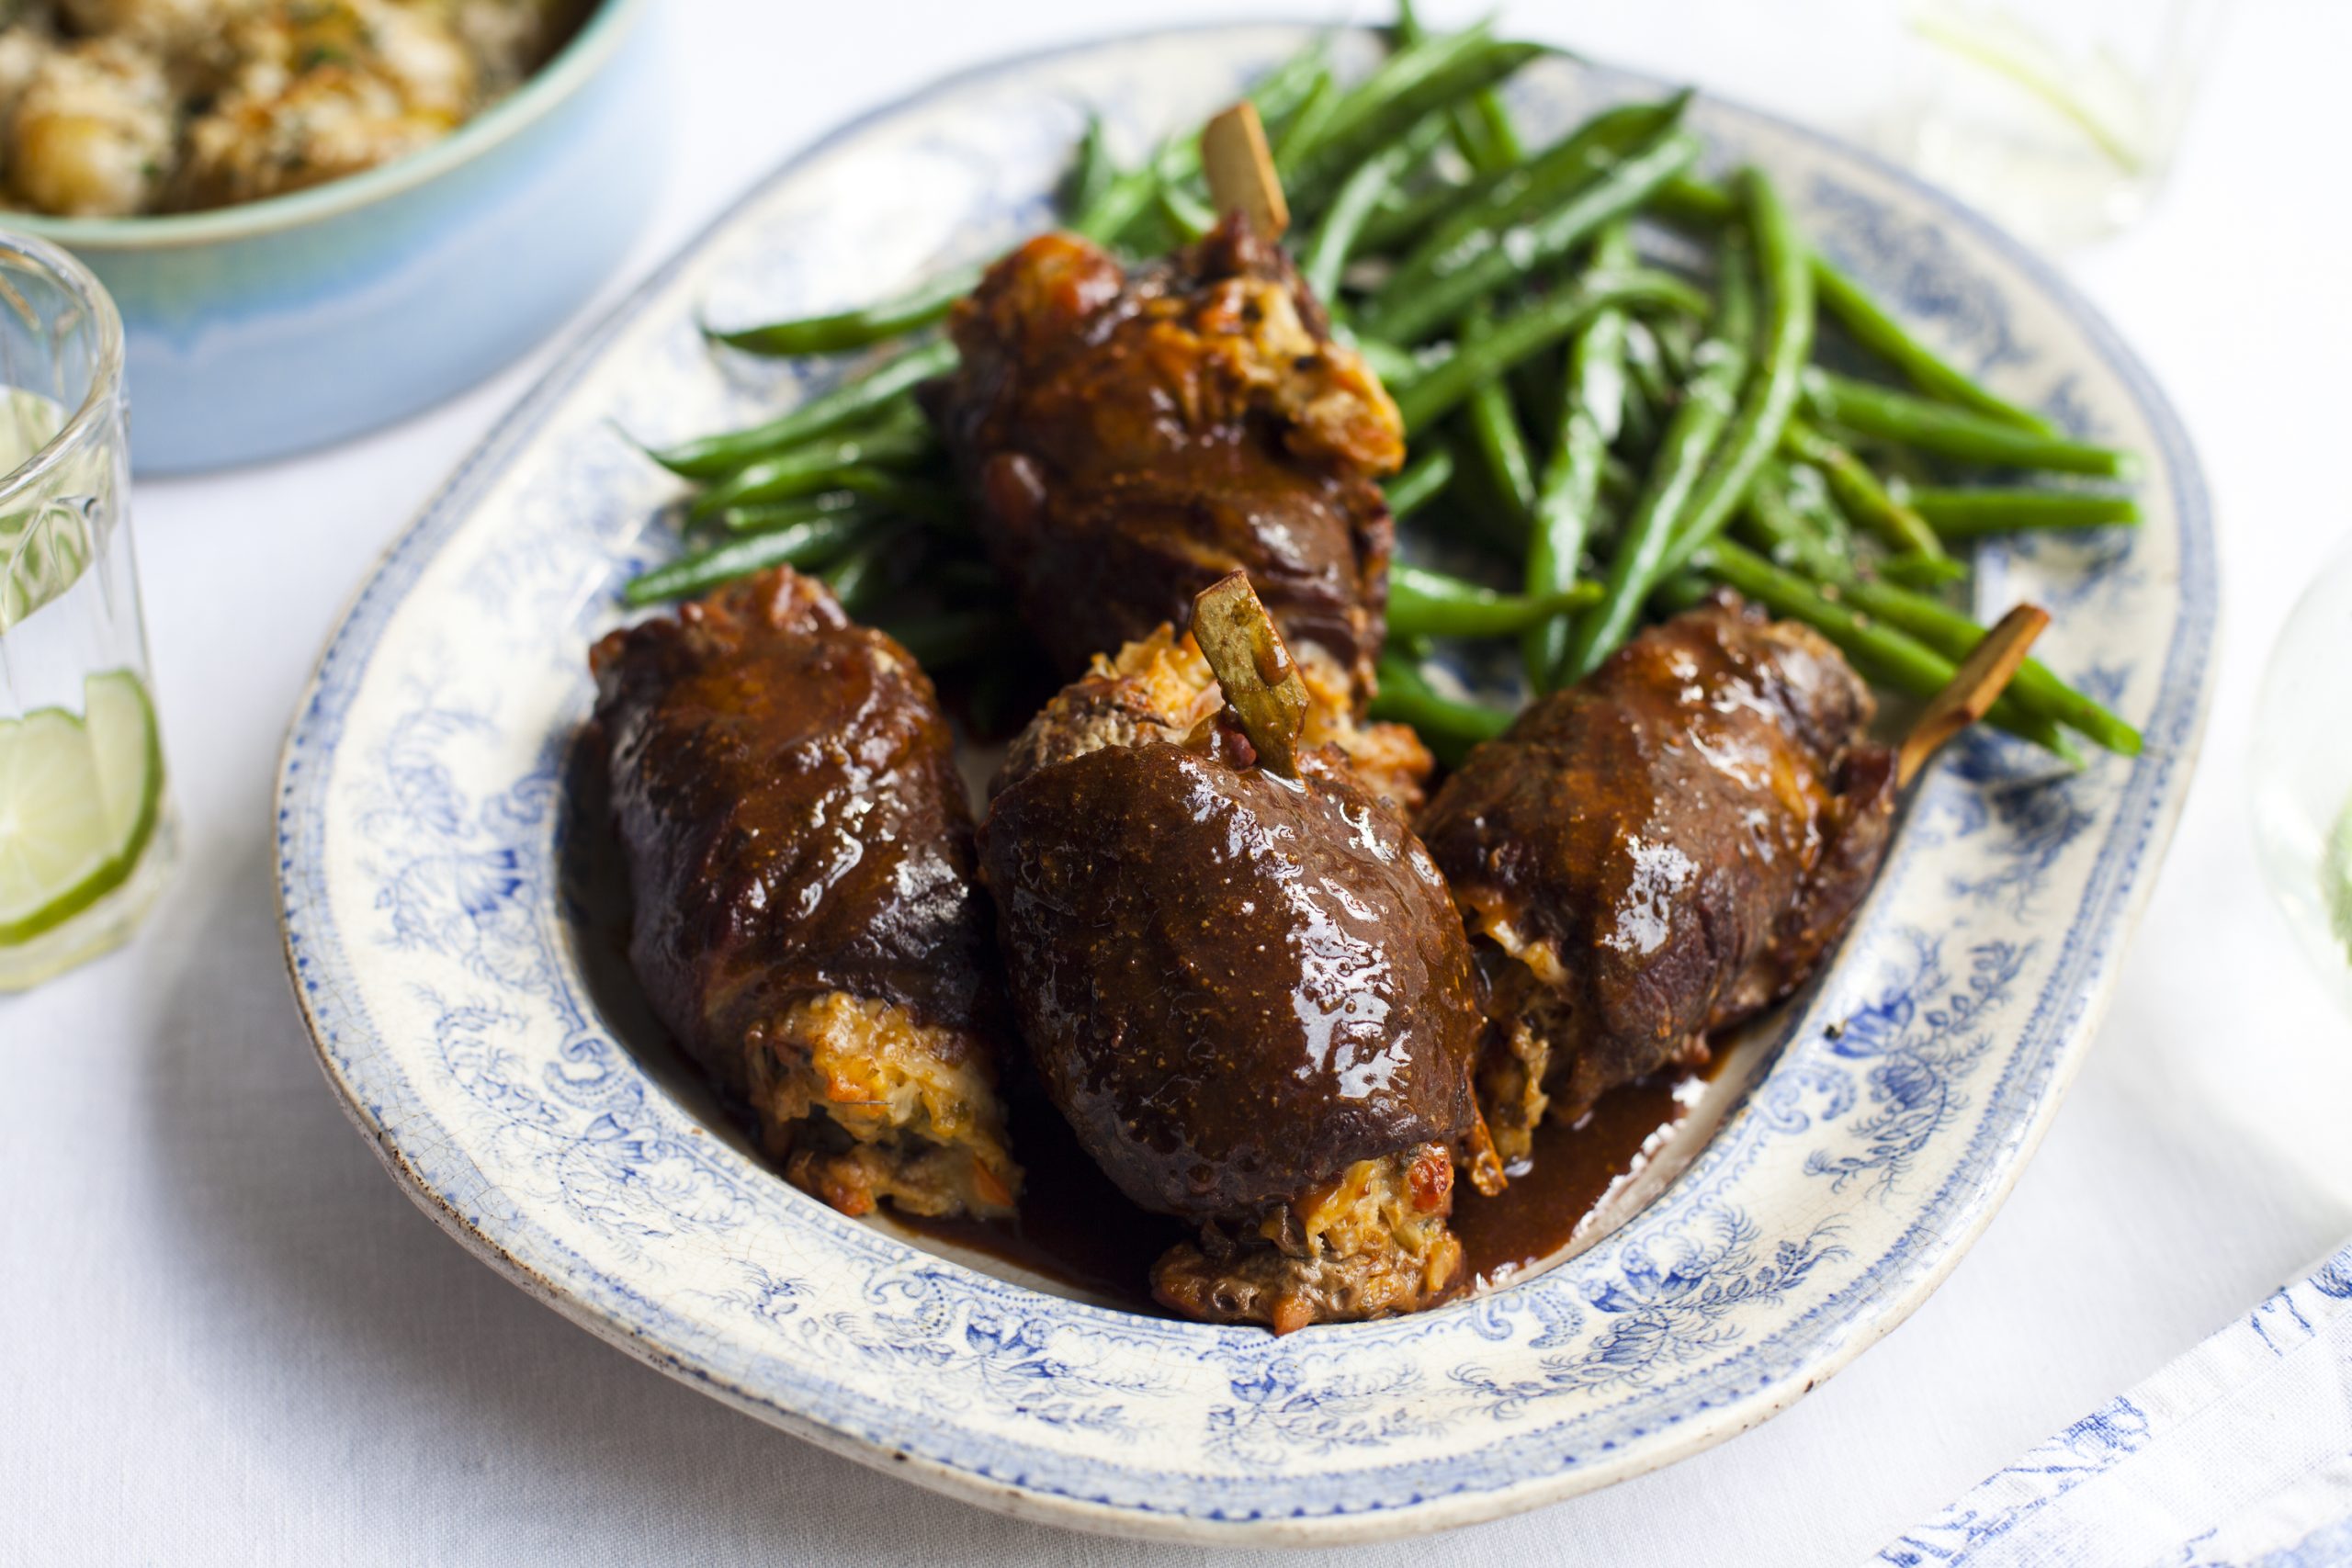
[2251,532,2352,1021]
[1881,0,2223,249]
[0,230,173,992]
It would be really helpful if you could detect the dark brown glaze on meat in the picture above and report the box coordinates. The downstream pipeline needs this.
[590,566,1019,1218]
[984,741,1479,1217]
[981,711,1488,1330]
[1417,596,1897,1162]
[922,215,1404,695]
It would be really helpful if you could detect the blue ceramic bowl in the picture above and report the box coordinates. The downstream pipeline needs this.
[3,0,662,474]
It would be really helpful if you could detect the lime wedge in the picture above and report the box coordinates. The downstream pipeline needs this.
[85,669,161,865]
[0,670,163,946]
[2326,792,2352,968]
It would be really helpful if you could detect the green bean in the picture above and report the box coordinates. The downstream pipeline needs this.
[880,608,1021,671]
[1141,126,1219,243]
[1652,171,1735,224]
[1655,174,2055,434]
[1525,218,1633,689]
[820,527,906,616]
[1650,311,1701,378]
[650,340,956,479]
[1084,41,1329,248]
[1354,335,1426,388]
[1622,317,1677,411]
[1810,260,2055,434]
[1363,125,1703,343]
[1374,97,1688,324]
[686,421,936,519]
[1429,439,1533,555]
[1300,113,1450,300]
[1776,459,1862,571]
[1067,112,1115,220]
[705,266,978,358]
[1387,267,1711,432]
[825,468,963,527]
[1395,0,1519,175]
[623,515,867,605]
[1616,317,1670,454]
[1467,87,1526,165]
[1283,32,1544,214]
[1740,460,1845,581]
[1246,40,1340,146]
[1879,553,1969,588]
[1354,166,1479,255]
[1780,419,1943,558]
[1384,446,1456,519]
[1652,166,1816,584]
[1698,538,2081,761]
[1599,454,1639,519]
[717,491,868,536]
[698,103,1121,356]
[1368,652,1514,766]
[1653,570,1717,615]
[1904,487,2143,536]
[1561,239,1753,682]
[1803,367,2135,478]
[1444,91,1510,177]
[1072,164,1160,245]
[1460,304,1539,532]
[1271,67,1341,170]
[700,102,1147,358]
[1508,341,1566,446]
[1404,0,1530,177]
[1388,562,1600,637]
[1156,177,1216,243]
[1833,575,2142,755]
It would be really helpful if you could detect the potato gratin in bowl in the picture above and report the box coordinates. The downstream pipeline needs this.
[0,0,660,470]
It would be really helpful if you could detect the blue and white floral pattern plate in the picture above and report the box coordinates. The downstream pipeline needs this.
[275,26,2214,1544]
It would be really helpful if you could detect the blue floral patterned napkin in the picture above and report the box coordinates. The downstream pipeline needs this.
[1880,1238,2352,1566]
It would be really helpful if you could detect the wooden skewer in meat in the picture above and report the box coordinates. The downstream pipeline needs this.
[979,575,1498,1334]
[591,566,1021,1220]
[1416,594,1904,1167]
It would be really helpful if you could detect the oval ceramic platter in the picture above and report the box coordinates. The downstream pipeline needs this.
[276,23,2214,1546]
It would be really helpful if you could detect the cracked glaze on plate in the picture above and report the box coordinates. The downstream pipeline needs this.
[274,25,2214,1544]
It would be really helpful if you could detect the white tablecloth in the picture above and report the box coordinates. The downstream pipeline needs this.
[6,3,2350,1562]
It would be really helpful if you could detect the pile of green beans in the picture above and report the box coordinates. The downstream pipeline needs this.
[628,3,2145,766]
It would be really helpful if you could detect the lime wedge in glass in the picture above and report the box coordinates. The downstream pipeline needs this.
[2327,792,2352,969]
[0,670,163,945]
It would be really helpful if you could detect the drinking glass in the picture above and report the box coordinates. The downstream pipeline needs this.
[1879,0,2223,249]
[0,231,173,992]
[2251,532,2352,1021]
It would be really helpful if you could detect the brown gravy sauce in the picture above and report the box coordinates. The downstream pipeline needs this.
[569,738,1719,1322]
[899,1068,1708,1316]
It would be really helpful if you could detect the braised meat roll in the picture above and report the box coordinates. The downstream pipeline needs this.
[922,214,1404,699]
[590,566,1020,1220]
[980,630,1492,1333]
[1417,596,1898,1165]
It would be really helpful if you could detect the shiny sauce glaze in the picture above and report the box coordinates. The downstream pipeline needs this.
[899,1068,1706,1315]
[570,734,1713,1320]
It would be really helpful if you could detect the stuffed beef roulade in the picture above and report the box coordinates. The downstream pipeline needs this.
[979,575,1498,1333]
[1417,595,1898,1166]
[590,565,1021,1220]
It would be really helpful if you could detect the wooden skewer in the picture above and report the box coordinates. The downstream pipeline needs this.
[1200,100,1289,240]
[1192,570,1309,777]
[1896,603,2052,788]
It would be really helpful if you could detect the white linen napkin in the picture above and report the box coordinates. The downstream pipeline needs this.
[1879,1238,2352,1566]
